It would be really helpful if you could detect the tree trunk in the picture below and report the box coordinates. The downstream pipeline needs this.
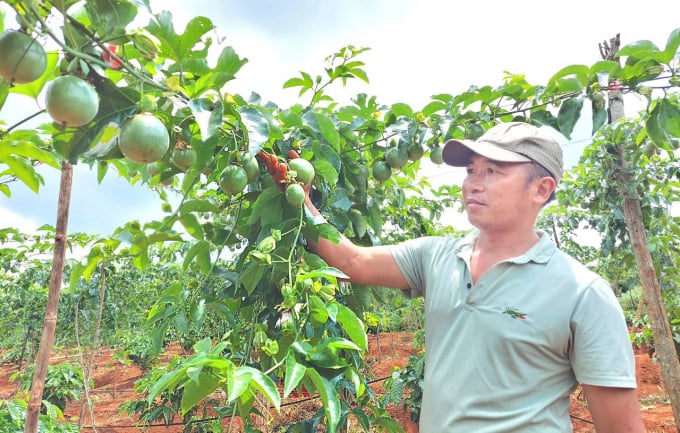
[621,194,680,431]
[604,45,680,429]
[24,161,73,433]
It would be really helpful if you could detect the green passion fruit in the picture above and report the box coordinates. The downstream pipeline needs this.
[171,147,196,171]
[220,165,248,195]
[372,160,392,182]
[385,146,408,169]
[0,30,47,84]
[285,183,306,206]
[288,158,315,184]
[429,146,444,165]
[242,153,260,182]
[119,113,170,164]
[45,75,100,127]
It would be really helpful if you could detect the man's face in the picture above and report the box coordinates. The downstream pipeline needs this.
[461,154,536,232]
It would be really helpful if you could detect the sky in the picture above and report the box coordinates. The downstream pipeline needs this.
[1,0,679,235]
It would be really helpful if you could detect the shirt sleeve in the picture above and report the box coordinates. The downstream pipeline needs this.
[569,277,637,388]
[388,236,442,298]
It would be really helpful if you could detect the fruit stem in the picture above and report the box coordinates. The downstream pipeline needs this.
[287,205,306,287]
[5,109,46,134]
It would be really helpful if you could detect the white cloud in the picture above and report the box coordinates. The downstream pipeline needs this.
[0,207,39,233]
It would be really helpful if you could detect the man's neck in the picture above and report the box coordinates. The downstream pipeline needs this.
[475,228,541,259]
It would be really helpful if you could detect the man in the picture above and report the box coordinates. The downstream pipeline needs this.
[303,122,644,432]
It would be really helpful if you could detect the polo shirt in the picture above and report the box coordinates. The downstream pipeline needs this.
[389,232,636,433]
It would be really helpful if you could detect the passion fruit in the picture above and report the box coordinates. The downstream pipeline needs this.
[171,147,196,171]
[45,75,100,127]
[288,158,315,184]
[285,183,306,207]
[220,165,248,195]
[0,30,47,84]
[372,160,392,182]
[385,146,408,169]
[119,113,170,164]
[406,142,425,161]
[241,153,260,182]
[429,146,444,165]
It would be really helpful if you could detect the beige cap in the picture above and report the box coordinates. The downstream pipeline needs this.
[442,122,563,182]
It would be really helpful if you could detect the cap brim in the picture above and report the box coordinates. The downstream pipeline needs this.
[442,139,531,166]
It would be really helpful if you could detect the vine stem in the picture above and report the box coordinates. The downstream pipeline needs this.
[5,109,46,134]
[28,3,171,94]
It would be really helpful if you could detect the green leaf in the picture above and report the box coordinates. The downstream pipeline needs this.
[284,350,306,397]
[193,46,248,96]
[181,370,219,415]
[662,28,680,64]
[592,106,608,135]
[298,267,349,281]
[309,295,329,325]
[390,103,413,117]
[239,106,281,151]
[547,64,589,87]
[179,213,204,240]
[149,12,215,63]
[190,299,207,330]
[305,368,341,433]
[242,366,281,409]
[647,98,680,151]
[0,155,42,193]
[86,0,137,36]
[336,304,368,351]
[250,187,283,226]
[183,240,211,272]
[179,199,221,215]
[313,159,339,186]
[557,97,584,139]
[303,111,340,149]
[239,260,266,295]
[421,100,446,117]
[189,98,223,140]
[229,366,280,409]
[317,223,343,244]
[530,110,558,130]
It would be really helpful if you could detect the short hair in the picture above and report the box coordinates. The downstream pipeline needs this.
[526,161,556,205]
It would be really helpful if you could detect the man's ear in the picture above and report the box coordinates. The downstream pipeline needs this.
[534,177,556,204]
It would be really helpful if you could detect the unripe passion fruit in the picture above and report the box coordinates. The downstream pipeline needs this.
[119,113,170,163]
[0,30,47,84]
[429,146,444,165]
[46,75,100,127]
[372,160,392,182]
[242,153,260,182]
[385,146,408,169]
[220,165,248,195]
[171,147,196,171]
[288,158,315,184]
[406,142,425,161]
[285,183,306,206]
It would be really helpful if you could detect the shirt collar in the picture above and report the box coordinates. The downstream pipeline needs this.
[455,230,556,264]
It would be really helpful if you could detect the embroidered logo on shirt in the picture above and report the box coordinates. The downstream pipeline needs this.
[503,306,527,320]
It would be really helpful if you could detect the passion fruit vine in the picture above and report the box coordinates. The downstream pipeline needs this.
[119,113,170,164]
[45,75,100,127]
[0,30,47,84]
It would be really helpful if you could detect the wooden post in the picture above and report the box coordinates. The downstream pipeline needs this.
[24,161,73,433]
